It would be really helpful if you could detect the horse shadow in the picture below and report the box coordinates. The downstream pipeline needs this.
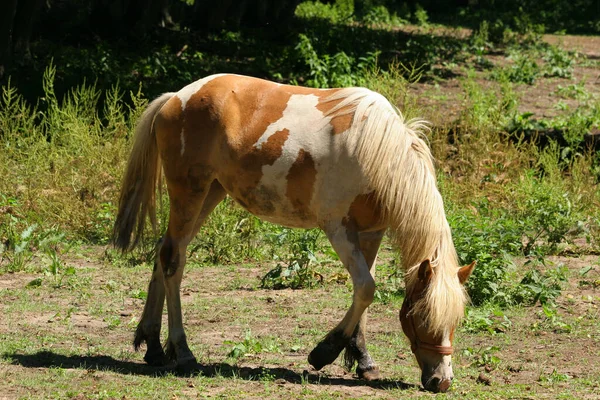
[4,350,416,390]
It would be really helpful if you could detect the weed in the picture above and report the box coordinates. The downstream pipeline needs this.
[492,50,540,84]
[45,247,76,288]
[517,260,568,306]
[539,368,571,383]
[463,306,512,334]
[556,82,590,101]
[295,0,354,24]
[362,5,405,27]
[542,46,575,79]
[448,202,523,306]
[463,346,501,371]
[225,330,280,361]
[294,34,379,88]
[413,4,429,26]
[260,229,326,290]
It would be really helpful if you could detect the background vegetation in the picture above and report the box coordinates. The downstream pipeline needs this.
[1,0,599,398]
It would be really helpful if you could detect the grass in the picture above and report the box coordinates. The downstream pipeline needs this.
[1,1,600,398]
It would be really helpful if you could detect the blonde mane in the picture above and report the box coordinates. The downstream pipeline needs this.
[324,88,467,336]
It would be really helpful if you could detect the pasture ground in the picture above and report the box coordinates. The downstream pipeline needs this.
[0,246,599,399]
[1,17,600,400]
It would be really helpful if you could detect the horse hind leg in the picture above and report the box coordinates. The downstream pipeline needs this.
[343,229,384,381]
[162,180,226,367]
[308,221,376,371]
[134,180,225,367]
[134,238,168,366]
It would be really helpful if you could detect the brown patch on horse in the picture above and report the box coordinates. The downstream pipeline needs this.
[197,75,295,150]
[286,149,317,217]
[347,192,385,231]
[316,90,355,135]
[154,96,184,167]
[235,128,291,214]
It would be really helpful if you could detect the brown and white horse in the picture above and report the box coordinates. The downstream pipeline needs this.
[113,73,475,393]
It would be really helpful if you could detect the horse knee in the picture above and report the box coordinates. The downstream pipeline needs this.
[355,276,375,306]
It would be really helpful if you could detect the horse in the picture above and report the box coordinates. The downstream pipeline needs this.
[113,73,476,393]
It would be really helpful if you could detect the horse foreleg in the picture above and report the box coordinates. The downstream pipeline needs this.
[308,221,376,371]
[343,229,384,381]
[134,241,168,366]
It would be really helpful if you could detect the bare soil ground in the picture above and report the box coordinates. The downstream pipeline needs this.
[0,245,599,399]
[412,32,600,126]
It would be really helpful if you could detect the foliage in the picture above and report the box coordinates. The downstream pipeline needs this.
[492,51,540,85]
[294,33,379,88]
[462,346,501,370]
[260,229,326,290]
[295,0,354,24]
[516,260,569,306]
[462,306,512,334]
[448,202,523,306]
[224,330,281,361]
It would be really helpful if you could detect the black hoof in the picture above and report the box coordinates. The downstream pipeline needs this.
[308,332,349,370]
[175,356,199,375]
[144,350,169,366]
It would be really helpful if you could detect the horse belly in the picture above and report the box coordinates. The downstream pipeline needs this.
[222,179,320,229]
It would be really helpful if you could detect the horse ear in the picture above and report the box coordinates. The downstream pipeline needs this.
[458,261,476,285]
[418,259,433,283]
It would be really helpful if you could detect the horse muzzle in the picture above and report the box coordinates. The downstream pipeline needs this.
[422,375,453,393]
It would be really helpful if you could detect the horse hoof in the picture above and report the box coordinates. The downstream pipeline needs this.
[357,365,380,381]
[175,356,198,375]
[144,350,170,367]
[308,341,345,371]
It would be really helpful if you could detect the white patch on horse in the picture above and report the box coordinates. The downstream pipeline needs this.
[253,95,329,216]
[176,73,227,111]
[252,92,372,226]
[254,94,329,149]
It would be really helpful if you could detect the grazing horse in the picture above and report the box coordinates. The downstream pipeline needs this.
[113,74,476,393]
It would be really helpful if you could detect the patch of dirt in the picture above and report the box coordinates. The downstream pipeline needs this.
[0,273,38,290]
[407,30,600,127]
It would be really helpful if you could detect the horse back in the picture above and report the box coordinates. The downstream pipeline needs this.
[155,74,385,231]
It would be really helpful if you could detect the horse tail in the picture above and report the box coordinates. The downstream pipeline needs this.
[113,92,174,251]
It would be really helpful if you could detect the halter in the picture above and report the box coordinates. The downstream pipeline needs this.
[400,296,454,356]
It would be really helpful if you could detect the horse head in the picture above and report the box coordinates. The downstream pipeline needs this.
[400,259,476,392]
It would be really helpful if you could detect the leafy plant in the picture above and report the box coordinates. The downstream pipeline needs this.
[225,330,280,361]
[448,201,523,306]
[463,346,501,370]
[542,45,575,79]
[516,260,568,306]
[294,34,379,88]
[493,51,540,84]
[261,229,325,290]
[530,305,572,334]
[462,306,512,334]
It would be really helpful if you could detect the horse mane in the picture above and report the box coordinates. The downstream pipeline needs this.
[324,87,467,336]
